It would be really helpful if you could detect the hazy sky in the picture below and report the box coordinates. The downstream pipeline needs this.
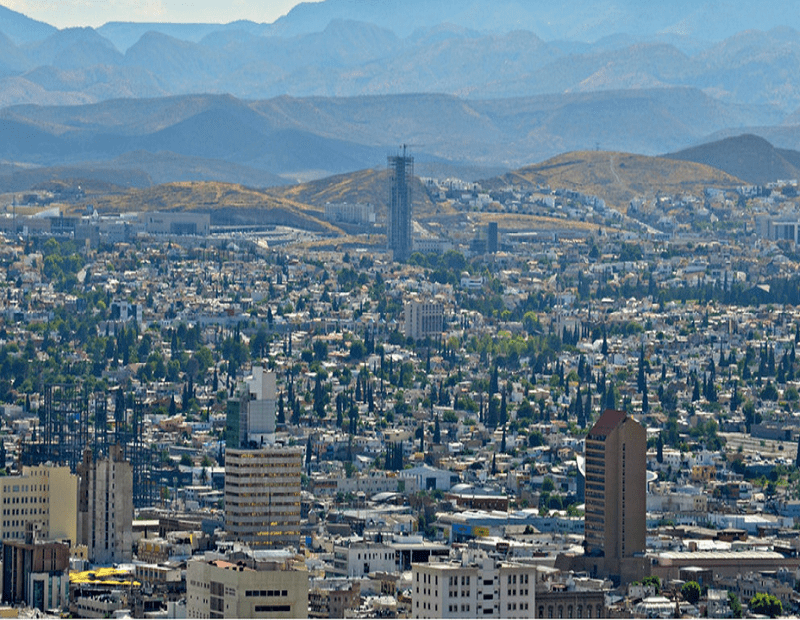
[2,0,320,28]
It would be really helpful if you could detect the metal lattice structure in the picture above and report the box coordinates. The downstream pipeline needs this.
[21,383,156,508]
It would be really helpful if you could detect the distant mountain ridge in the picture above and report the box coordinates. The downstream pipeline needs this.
[664,134,800,185]
[1,3,800,113]
[0,89,787,188]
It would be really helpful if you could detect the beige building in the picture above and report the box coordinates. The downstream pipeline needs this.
[412,550,535,619]
[224,446,302,549]
[584,409,647,585]
[0,464,78,544]
[404,299,444,341]
[77,445,134,564]
[186,549,308,618]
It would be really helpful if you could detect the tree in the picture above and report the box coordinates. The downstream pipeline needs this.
[656,431,664,464]
[681,581,701,605]
[728,592,743,619]
[433,415,441,444]
[487,395,500,429]
[749,593,782,618]
[641,576,660,595]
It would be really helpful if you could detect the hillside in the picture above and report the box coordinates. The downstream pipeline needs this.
[484,151,746,210]
[84,181,342,234]
[663,134,800,185]
[265,168,447,219]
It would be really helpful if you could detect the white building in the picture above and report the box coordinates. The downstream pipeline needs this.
[331,541,396,578]
[324,202,375,225]
[412,550,535,619]
[404,299,444,341]
[401,464,459,492]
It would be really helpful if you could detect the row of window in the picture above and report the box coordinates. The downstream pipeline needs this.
[244,590,288,597]
[448,575,471,586]
[507,574,530,585]
[448,590,470,598]
[3,508,45,517]
[254,605,291,612]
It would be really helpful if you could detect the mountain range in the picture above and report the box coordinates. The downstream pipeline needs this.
[1,1,800,189]
[0,3,800,112]
[0,88,790,191]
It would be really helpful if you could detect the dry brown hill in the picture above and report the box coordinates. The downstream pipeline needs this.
[485,150,746,211]
[266,167,449,219]
[85,181,342,233]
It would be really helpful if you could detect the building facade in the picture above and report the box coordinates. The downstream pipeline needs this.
[404,299,444,341]
[226,367,277,449]
[224,446,302,549]
[583,409,647,584]
[0,464,77,544]
[186,549,308,619]
[388,153,414,261]
[76,445,134,564]
[412,550,535,619]
[324,202,375,225]
[2,527,70,612]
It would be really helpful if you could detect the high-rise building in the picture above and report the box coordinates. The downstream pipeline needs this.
[487,222,499,253]
[186,547,308,619]
[224,445,302,549]
[388,151,414,261]
[583,409,647,584]
[77,445,134,564]
[226,367,277,449]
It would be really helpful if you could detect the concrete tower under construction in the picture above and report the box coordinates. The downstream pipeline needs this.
[388,149,413,261]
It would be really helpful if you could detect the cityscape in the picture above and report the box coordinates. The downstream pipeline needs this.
[1,1,800,619]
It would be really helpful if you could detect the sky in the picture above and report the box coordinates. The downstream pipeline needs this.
[1,0,320,28]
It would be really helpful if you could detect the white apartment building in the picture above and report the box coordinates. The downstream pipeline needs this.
[224,446,302,549]
[331,541,396,578]
[335,471,419,496]
[404,299,444,341]
[412,550,535,619]
[324,202,375,225]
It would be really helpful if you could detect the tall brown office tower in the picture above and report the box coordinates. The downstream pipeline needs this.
[584,409,648,585]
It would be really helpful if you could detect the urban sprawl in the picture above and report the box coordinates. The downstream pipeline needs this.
[1,158,800,619]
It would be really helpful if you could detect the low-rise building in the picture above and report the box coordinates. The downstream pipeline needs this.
[412,549,535,619]
[186,548,308,619]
